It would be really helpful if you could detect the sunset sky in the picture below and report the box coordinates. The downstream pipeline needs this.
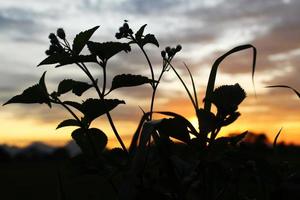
[1,0,300,148]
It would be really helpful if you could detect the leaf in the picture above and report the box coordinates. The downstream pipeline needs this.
[63,101,82,112]
[88,128,108,153]
[204,44,256,112]
[38,53,70,66]
[221,112,241,126]
[55,55,98,67]
[273,127,283,148]
[57,79,93,96]
[38,53,97,67]
[56,119,81,129]
[155,111,199,137]
[129,112,151,155]
[81,98,125,123]
[157,117,191,144]
[142,34,159,47]
[72,26,100,55]
[135,24,147,41]
[71,128,107,157]
[87,41,131,61]
[230,131,248,146]
[267,85,300,98]
[196,108,217,134]
[110,74,155,91]
[3,72,51,108]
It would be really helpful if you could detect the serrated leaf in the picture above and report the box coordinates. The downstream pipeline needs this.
[56,119,81,129]
[142,34,159,47]
[110,74,155,91]
[72,26,100,55]
[157,117,191,144]
[38,53,97,67]
[3,72,51,107]
[135,24,147,42]
[81,98,125,123]
[55,55,98,67]
[87,41,131,61]
[38,53,71,66]
[57,79,93,96]
[63,101,82,112]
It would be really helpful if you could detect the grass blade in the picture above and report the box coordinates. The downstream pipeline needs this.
[267,85,300,98]
[183,62,199,108]
[204,44,257,112]
[273,127,283,149]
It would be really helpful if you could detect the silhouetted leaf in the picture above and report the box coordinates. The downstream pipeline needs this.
[110,74,155,91]
[38,53,97,67]
[56,119,81,129]
[230,131,248,146]
[89,128,108,152]
[273,127,283,148]
[221,112,241,126]
[129,112,151,155]
[157,117,191,143]
[57,79,93,96]
[135,24,147,41]
[63,101,82,112]
[38,53,70,66]
[267,85,300,98]
[71,128,107,157]
[72,26,100,55]
[139,119,163,148]
[87,41,131,61]
[204,44,256,112]
[196,108,217,134]
[81,98,125,123]
[3,72,51,107]
[155,111,199,137]
[55,55,98,67]
[142,34,159,47]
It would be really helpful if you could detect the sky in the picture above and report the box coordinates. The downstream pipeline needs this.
[0,0,300,148]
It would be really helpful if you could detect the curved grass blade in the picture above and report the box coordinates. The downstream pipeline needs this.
[273,127,283,149]
[267,85,300,98]
[183,62,198,108]
[204,44,257,112]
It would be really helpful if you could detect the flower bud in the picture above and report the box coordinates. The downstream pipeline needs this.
[128,28,133,35]
[56,28,66,39]
[123,22,129,30]
[165,46,171,53]
[119,26,125,33]
[48,33,56,40]
[161,50,166,58]
[115,32,122,39]
[176,44,182,52]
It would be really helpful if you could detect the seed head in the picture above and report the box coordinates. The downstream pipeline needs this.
[56,28,66,39]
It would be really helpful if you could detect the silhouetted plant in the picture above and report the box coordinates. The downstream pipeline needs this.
[5,22,294,200]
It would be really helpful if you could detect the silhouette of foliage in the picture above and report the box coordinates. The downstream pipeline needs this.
[5,21,298,200]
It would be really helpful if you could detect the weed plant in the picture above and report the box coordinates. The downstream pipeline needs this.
[4,22,297,200]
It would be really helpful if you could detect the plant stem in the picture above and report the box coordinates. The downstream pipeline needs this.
[50,98,81,125]
[166,60,197,110]
[79,62,128,153]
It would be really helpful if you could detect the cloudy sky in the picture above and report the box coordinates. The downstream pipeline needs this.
[1,0,300,147]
